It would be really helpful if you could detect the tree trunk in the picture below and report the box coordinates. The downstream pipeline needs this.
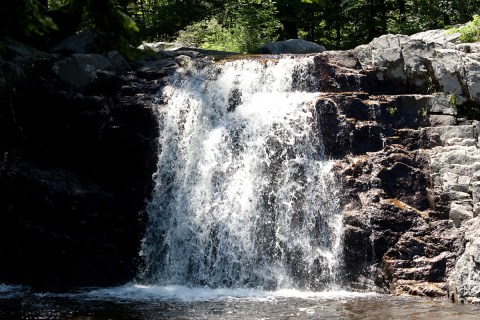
[282,21,299,39]
[277,1,299,39]
[399,0,406,22]
[38,0,48,11]
[379,0,387,34]
[367,0,376,40]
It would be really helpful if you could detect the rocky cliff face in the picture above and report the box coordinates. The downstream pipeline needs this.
[0,42,162,290]
[1,29,480,303]
[311,30,480,302]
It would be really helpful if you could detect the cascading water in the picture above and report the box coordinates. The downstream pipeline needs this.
[140,55,343,291]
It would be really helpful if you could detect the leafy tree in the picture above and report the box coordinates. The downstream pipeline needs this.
[276,0,301,39]
[174,0,280,53]
[225,0,280,52]
[1,0,139,55]
[129,0,225,41]
[4,0,480,55]
[447,14,480,42]
[75,0,139,53]
[47,0,71,9]
[0,0,57,46]
[176,18,238,51]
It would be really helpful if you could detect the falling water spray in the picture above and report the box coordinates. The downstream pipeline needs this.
[140,56,343,291]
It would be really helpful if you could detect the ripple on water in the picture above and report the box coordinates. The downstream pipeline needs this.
[2,285,480,320]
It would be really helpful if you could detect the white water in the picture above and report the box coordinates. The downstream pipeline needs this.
[81,284,376,302]
[140,56,343,291]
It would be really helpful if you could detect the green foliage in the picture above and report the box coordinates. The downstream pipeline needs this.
[176,18,238,51]
[386,12,423,36]
[418,105,429,118]
[424,75,438,94]
[1,0,140,56]
[48,0,70,10]
[387,105,399,117]
[175,0,280,53]
[4,0,480,55]
[447,14,480,43]
[226,0,280,53]
[449,92,460,107]
[130,0,225,41]
[0,0,57,46]
[72,0,139,54]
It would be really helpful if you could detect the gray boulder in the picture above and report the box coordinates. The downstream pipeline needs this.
[52,53,112,89]
[0,42,51,90]
[51,30,98,54]
[354,31,480,101]
[52,51,130,89]
[410,28,459,45]
[256,39,325,54]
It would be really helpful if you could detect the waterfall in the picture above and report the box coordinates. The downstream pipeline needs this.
[140,55,343,291]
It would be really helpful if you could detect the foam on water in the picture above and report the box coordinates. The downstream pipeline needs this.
[0,283,25,293]
[0,284,28,299]
[78,284,379,302]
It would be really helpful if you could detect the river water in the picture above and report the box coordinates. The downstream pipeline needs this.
[1,284,479,319]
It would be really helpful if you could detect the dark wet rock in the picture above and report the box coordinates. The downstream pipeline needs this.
[382,219,463,297]
[52,53,113,89]
[0,45,161,291]
[51,30,98,54]
[135,58,178,80]
[377,161,429,210]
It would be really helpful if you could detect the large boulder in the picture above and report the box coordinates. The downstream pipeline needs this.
[0,42,51,90]
[352,30,480,101]
[256,39,325,54]
[52,52,131,89]
[51,30,98,54]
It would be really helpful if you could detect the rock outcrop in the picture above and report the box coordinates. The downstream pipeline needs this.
[310,29,480,301]
[0,42,167,290]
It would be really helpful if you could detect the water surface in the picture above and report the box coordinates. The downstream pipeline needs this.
[1,284,479,319]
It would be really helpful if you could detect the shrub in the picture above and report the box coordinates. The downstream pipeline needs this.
[175,0,280,53]
[176,18,238,52]
[447,15,480,43]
